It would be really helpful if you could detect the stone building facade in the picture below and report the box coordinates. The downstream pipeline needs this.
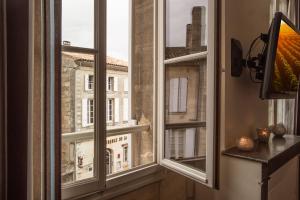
[61,51,131,184]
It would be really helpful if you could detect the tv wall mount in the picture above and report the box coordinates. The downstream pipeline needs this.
[231,33,269,83]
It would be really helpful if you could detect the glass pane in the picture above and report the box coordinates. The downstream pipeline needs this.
[62,0,94,48]
[164,58,207,172]
[61,52,95,184]
[165,0,207,59]
[106,0,155,176]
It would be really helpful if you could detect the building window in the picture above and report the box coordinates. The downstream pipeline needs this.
[169,77,188,113]
[106,149,113,175]
[88,75,94,90]
[87,99,94,124]
[108,98,114,122]
[85,74,94,90]
[123,145,128,162]
[108,76,114,91]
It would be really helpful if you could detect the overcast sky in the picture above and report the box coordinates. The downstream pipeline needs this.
[166,0,207,47]
[62,0,129,61]
[62,0,207,61]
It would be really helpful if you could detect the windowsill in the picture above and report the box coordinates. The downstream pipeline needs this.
[160,159,207,185]
[67,164,163,200]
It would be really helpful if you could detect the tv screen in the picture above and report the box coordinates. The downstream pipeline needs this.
[261,12,300,99]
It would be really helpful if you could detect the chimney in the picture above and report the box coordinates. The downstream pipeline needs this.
[191,6,206,51]
[63,41,71,46]
[186,24,192,49]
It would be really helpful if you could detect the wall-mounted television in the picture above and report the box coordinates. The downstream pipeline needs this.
[261,12,300,99]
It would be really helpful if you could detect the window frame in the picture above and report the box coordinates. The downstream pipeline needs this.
[61,0,160,199]
[87,98,94,125]
[61,0,106,198]
[108,76,114,91]
[88,74,94,90]
[61,0,218,198]
[157,0,217,187]
[107,98,114,122]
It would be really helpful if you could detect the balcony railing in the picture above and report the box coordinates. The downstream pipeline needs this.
[62,124,151,142]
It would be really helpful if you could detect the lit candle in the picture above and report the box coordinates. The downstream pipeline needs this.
[257,128,271,143]
[237,136,255,151]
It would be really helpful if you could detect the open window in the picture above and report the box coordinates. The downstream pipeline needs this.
[60,0,216,198]
[158,0,217,186]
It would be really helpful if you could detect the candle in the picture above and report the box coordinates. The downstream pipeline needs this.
[257,128,271,143]
[237,136,255,151]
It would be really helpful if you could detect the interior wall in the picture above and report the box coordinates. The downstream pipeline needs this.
[216,0,270,199]
[220,0,270,150]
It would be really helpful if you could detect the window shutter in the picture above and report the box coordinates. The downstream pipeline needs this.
[123,98,129,121]
[124,78,128,91]
[184,128,196,158]
[84,74,89,91]
[179,77,188,112]
[169,78,179,112]
[114,77,118,91]
[106,76,109,91]
[82,98,88,127]
[174,130,184,158]
[114,98,120,123]
[106,99,109,121]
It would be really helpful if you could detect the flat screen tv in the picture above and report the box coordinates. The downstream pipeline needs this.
[261,12,300,99]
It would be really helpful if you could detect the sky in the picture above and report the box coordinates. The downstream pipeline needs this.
[166,0,207,47]
[62,0,129,61]
[62,0,207,61]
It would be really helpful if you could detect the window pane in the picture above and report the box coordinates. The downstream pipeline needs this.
[165,0,207,59]
[164,58,207,172]
[62,0,94,48]
[61,52,95,184]
[106,0,155,176]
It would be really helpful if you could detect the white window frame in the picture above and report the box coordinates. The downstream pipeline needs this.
[157,0,217,187]
[61,0,106,199]
[88,74,94,90]
[61,0,217,198]
[87,98,94,125]
[107,98,114,122]
[62,0,160,199]
[108,76,114,91]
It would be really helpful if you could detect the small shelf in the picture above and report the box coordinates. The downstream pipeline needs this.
[223,134,300,174]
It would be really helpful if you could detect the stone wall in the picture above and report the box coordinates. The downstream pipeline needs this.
[131,0,154,167]
[61,54,76,133]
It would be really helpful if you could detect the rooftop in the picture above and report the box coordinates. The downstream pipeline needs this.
[62,51,128,67]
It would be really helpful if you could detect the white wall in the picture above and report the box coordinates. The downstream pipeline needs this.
[215,0,270,199]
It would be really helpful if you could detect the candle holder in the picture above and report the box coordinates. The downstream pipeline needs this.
[237,136,255,151]
[256,128,271,143]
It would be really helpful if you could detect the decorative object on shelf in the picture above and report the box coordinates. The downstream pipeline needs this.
[256,128,271,143]
[269,123,287,137]
[237,136,255,151]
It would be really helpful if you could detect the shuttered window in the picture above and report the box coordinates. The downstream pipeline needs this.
[169,77,188,113]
